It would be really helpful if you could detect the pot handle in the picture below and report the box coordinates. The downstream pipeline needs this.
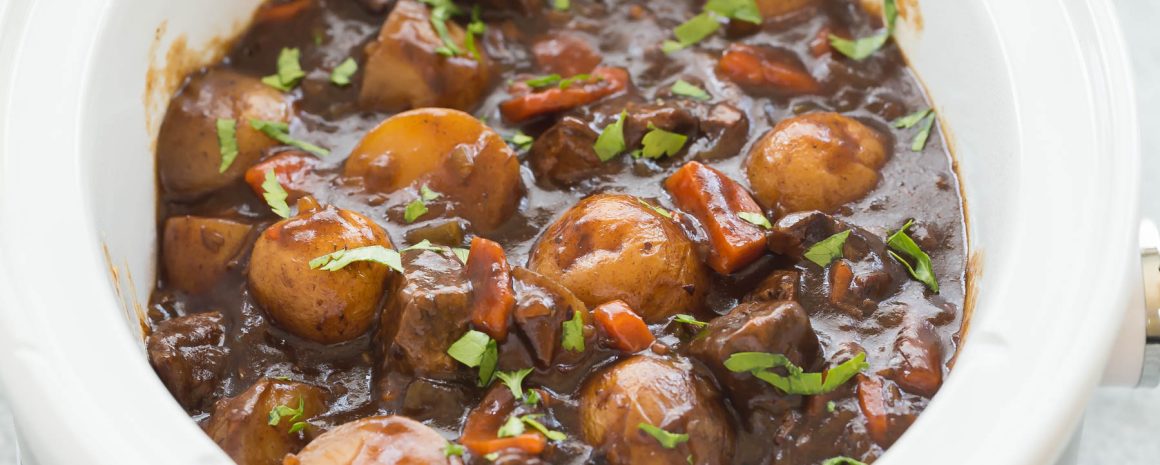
[1101,219,1160,387]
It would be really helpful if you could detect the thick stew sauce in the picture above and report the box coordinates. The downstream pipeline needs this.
[146,0,968,463]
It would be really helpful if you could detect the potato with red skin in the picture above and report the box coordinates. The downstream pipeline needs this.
[580,356,734,465]
[746,113,889,215]
[284,415,461,465]
[157,69,291,199]
[344,108,523,232]
[248,198,395,344]
[359,0,491,112]
[527,193,708,323]
[205,379,327,465]
[163,216,253,294]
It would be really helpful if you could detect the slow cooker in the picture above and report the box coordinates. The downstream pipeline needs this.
[0,0,1147,464]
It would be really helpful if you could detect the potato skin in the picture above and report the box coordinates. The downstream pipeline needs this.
[157,69,291,199]
[284,415,461,465]
[248,201,394,344]
[527,193,707,322]
[205,379,327,465]
[359,0,491,112]
[580,356,734,465]
[344,108,523,231]
[163,216,253,294]
[745,112,888,215]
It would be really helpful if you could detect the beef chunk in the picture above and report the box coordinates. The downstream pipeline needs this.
[147,312,228,411]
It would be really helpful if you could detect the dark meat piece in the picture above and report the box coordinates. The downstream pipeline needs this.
[768,211,908,318]
[745,270,800,303]
[532,32,602,77]
[688,301,821,415]
[690,103,750,160]
[380,249,473,380]
[147,312,229,411]
[890,318,944,396]
[205,379,327,465]
[623,101,699,150]
[512,267,590,367]
[528,116,620,186]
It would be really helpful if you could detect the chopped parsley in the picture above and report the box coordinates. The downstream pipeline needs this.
[216,118,239,173]
[673,314,707,328]
[329,57,358,87]
[637,423,689,449]
[886,219,939,292]
[551,0,569,11]
[465,5,486,60]
[507,130,534,150]
[309,246,404,273]
[893,108,936,152]
[249,119,330,157]
[495,367,534,402]
[803,230,851,267]
[826,401,837,413]
[828,0,897,60]
[637,198,673,219]
[402,239,445,253]
[497,415,525,437]
[261,169,291,218]
[262,48,306,92]
[821,457,868,465]
[447,329,499,386]
[421,0,465,57]
[521,414,567,441]
[910,112,936,151]
[737,211,772,229]
[671,80,711,100]
[267,397,308,433]
[404,199,429,223]
[635,124,687,159]
[593,110,628,162]
[892,108,931,129]
[662,12,722,54]
[561,308,585,352]
[704,0,762,24]
[444,442,465,457]
[526,74,562,88]
[452,247,471,264]
[725,351,868,395]
[420,184,442,201]
[558,73,594,89]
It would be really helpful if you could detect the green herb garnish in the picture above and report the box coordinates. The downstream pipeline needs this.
[448,330,491,367]
[261,169,291,218]
[465,5,485,60]
[828,0,897,60]
[445,443,465,457]
[561,308,585,352]
[635,124,687,159]
[497,415,525,437]
[892,108,931,129]
[495,368,534,402]
[673,314,707,328]
[421,0,465,57]
[671,80,711,100]
[404,199,429,223]
[803,230,851,267]
[725,352,868,395]
[637,198,673,219]
[551,0,569,11]
[637,423,689,449]
[737,211,772,229]
[452,247,470,264]
[910,112,936,152]
[704,0,762,24]
[507,130,534,150]
[262,48,306,91]
[521,414,567,441]
[525,74,562,88]
[267,397,307,433]
[821,457,868,465]
[309,246,404,273]
[593,110,628,162]
[662,12,722,54]
[249,119,330,157]
[886,219,938,292]
[216,118,239,173]
[329,57,358,87]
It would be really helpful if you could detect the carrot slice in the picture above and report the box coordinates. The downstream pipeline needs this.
[716,43,820,95]
[499,67,629,123]
[856,374,892,447]
[462,388,548,456]
[664,161,768,275]
[255,0,313,24]
[244,151,319,201]
[593,300,654,353]
[467,237,516,342]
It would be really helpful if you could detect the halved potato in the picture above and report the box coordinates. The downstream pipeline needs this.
[162,216,253,294]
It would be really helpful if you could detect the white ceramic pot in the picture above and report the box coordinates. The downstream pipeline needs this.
[0,0,1142,464]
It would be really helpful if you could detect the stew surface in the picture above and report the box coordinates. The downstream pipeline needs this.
[146,0,968,464]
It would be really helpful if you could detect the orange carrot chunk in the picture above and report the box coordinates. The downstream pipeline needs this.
[467,237,516,342]
[499,67,629,123]
[716,43,820,95]
[255,0,314,24]
[593,300,655,353]
[664,161,768,275]
[462,388,548,456]
[244,151,319,201]
[857,374,892,447]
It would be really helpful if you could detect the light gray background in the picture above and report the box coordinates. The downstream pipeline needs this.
[0,0,1155,464]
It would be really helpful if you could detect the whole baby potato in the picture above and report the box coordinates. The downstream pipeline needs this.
[527,193,708,322]
[248,198,394,344]
[157,69,291,199]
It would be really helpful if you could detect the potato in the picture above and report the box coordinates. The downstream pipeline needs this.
[146,312,228,410]
[248,199,394,344]
[579,356,734,465]
[162,216,253,294]
[205,379,327,465]
[745,113,888,215]
[344,108,523,231]
[284,415,461,465]
[359,0,491,112]
[157,69,291,199]
[527,193,707,322]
